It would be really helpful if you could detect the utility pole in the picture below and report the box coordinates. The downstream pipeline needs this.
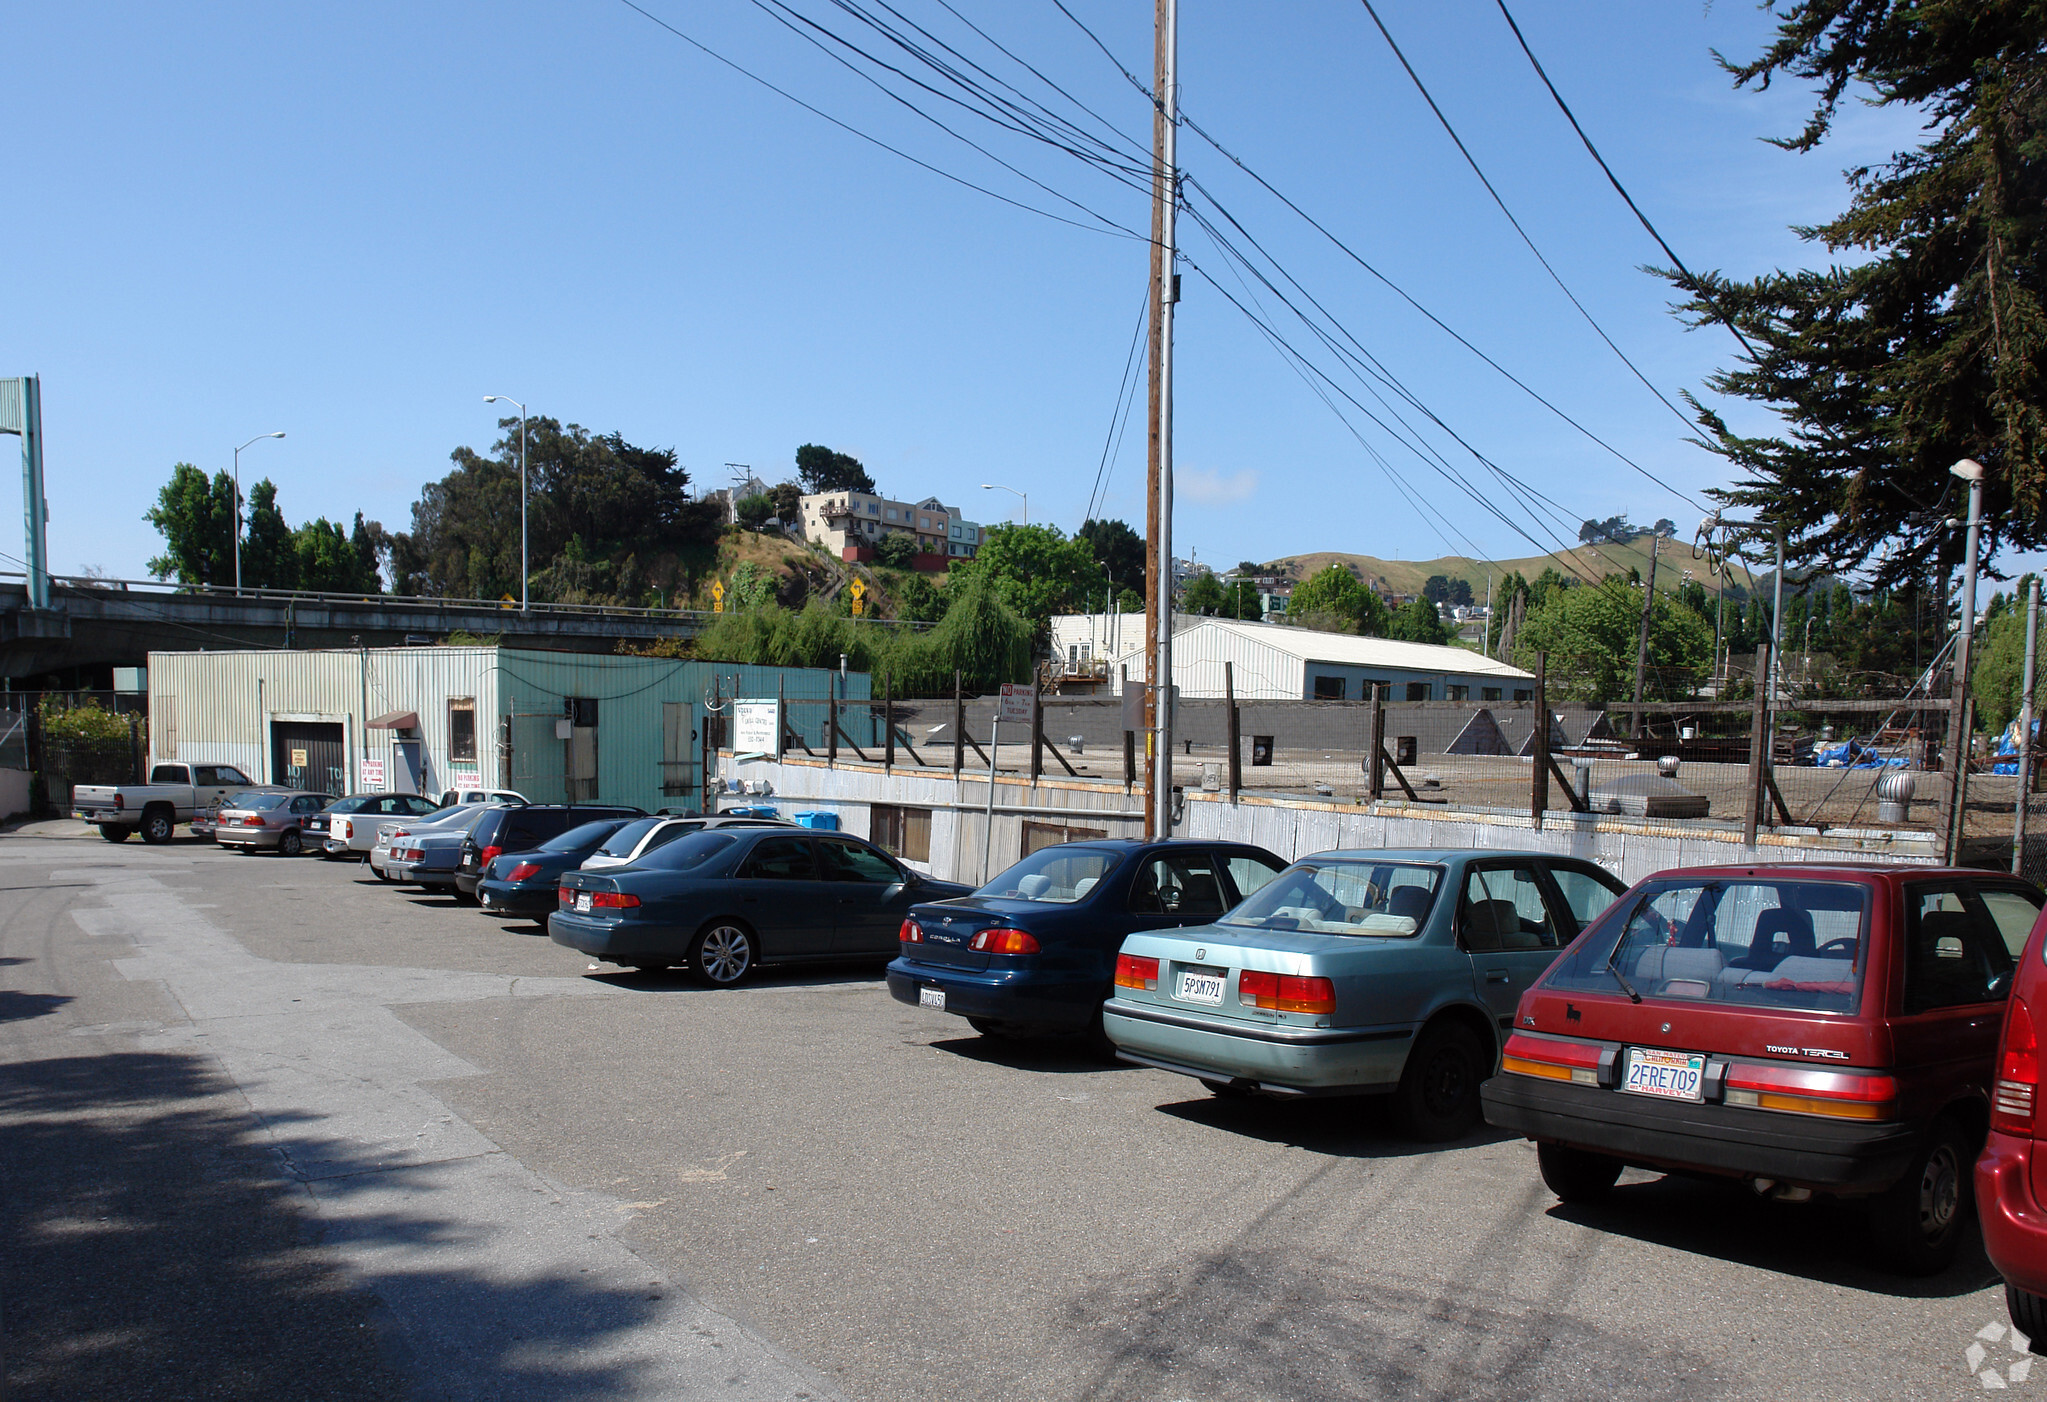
[1631,530,1660,723]
[1142,0,1178,840]
[2013,578,2039,876]
[1946,458,1987,863]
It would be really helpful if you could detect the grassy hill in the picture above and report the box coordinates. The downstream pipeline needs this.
[1263,537,1762,601]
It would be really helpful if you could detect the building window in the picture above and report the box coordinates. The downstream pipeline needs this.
[1481,686,1502,702]
[1021,821,1107,856]
[1447,685,1469,702]
[1405,682,1430,701]
[886,508,898,520]
[1312,676,1346,700]
[1513,688,1532,702]
[868,503,879,514]
[448,698,477,762]
[871,804,932,862]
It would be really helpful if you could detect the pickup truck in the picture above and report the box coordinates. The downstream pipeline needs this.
[74,762,259,844]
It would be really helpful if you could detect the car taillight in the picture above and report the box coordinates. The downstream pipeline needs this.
[559,885,575,904]
[969,928,1040,954]
[1237,969,1336,1015]
[1995,994,2040,1137]
[899,919,923,943]
[335,818,351,839]
[1723,1062,1897,1121]
[396,847,423,861]
[115,794,125,810]
[1115,953,1159,991]
[480,845,502,864]
[589,891,640,909]
[1501,1031,1604,1085]
[507,862,541,882]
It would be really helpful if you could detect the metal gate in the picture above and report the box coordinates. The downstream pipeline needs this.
[271,721,346,796]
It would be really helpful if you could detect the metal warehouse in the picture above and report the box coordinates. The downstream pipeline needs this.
[1097,617,1534,703]
[146,646,869,813]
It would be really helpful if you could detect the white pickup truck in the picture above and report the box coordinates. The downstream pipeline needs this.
[73,762,259,844]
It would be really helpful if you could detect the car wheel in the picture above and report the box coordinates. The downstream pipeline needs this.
[98,825,129,843]
[1537,1142,1624,1203]
[277,830,302,857]
[372,861,390,882]
[454,886,479,907]
[1078,1008,1118,1061]
[2009,1285,2047,1346]
[1396,1020,1486,1141]
[140,809,174,845]
[688,921,755,987]
[1869,1116,1970,1275]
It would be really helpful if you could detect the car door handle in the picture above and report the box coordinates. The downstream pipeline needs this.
[1486,969,1511,984]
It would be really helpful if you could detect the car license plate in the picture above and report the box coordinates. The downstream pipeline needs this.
[919,987,945,1010]
[1175,968,1226,1005]
[1622,1047,1706,1102]
[575,892,592,913]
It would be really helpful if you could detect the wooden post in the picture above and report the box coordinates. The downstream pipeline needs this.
[1743,644,1770,847]
[1368,683,1387,800]
[1225,661,1241,802]
[1530,653,1549,829]
[1030,673,1045,781]
[953,671,964,775]
[884,677,895,769]
[1122,667,1136,789]
[827,690,838,764]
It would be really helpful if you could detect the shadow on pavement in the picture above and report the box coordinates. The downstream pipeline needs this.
[0,1050,667,1400]
[583,963,885,992]
[1154,1091,1517,1159]
[0,991,73,1024]
[1544,1171,2001,1299]
[927,1033,1132,1075]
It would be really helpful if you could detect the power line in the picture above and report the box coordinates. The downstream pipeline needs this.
[1081,285,1152,529]
[1354,0,1701,437]
[613,0,1143,242]
[1490,0,1763,362]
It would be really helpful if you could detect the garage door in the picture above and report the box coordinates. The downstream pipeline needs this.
[271,721,346,796]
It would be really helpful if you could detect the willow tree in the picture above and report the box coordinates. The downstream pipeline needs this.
[1671,0,2047,588]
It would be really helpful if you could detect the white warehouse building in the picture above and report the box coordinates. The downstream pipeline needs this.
[1062,616,1534,703]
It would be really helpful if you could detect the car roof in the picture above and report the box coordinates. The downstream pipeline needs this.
[1304,848,1575,863]
[1640,862,2038,885]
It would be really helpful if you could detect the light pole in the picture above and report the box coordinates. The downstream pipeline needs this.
[1945,457,1987,862]
[232,431,286,591]
[979,483,1027,524]
[484,396,528,610]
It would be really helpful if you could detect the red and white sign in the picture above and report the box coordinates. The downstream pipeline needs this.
[359,758,385,789]
[998,683,1036,725]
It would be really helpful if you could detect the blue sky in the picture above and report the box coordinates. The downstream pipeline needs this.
[4,1,2006,590]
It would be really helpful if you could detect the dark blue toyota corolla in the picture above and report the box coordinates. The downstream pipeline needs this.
[886,838,1288,1047]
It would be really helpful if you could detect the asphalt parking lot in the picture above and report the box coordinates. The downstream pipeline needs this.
[0,825,2026,1400]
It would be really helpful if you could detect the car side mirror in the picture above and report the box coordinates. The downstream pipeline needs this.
[883,881,908,901]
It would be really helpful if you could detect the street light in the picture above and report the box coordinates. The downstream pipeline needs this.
[980,483,1027,523]
[484,396,528,611]
[232,431,286,592]
[1944,457,1988,861]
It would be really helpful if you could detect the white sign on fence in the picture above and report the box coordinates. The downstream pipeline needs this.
[733,699,783,757]
[359,757,385,788]
[998,683,1036,726]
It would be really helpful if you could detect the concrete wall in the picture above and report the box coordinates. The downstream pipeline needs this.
[715,752,1942,888]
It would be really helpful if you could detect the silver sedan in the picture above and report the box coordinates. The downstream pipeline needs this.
[369,803,492,880]
[214,791,333,856]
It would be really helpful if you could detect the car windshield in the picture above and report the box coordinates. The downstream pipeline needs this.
[596,818,662,857]
[632,831,740,872]
[976,847,1123,903]
[1543,877,1872,1014]
[545,820,625,853]
[229,792,291,811]
[1219,860,1444,937]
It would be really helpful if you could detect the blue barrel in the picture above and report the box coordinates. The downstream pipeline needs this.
[793,810,840,830]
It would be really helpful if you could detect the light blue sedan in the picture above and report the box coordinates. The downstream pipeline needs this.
[1101,848,1626,1139]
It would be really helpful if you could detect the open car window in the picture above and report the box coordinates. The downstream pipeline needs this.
[977,847,1123,904]
[1220,861,1443,937]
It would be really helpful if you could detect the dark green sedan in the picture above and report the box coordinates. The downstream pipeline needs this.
[550,827,971,985]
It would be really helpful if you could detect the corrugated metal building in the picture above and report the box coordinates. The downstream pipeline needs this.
[1098,617,1534,703]
[146,647,870,813]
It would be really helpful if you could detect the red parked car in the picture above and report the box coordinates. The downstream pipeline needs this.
[1482,863,2043,1274]
[1977,893,2047,1335]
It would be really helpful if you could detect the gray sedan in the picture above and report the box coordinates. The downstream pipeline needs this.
[369,804,487,880]
[214,791,333,856]
[385,810,496,891]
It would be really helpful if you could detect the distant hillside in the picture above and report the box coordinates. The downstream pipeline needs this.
[1261,538,1761,600]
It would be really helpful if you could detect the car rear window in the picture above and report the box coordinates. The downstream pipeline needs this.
[231,792,291,811]
[977,847,1124,903]
[596,818,661,857]
[503,811,569,846]
[1544,877,1871,1013]
[328,796,378,814]
[634,831,740,872]
[1219,860,1443,937]
[543,820,628,853]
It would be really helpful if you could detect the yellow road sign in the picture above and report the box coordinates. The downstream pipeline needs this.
[500,592,515,608]
[849,576,865,598]
[711,579,726,614]
[851,596,864,616]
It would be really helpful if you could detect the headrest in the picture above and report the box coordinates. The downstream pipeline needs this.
[1017,874,1051,899]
